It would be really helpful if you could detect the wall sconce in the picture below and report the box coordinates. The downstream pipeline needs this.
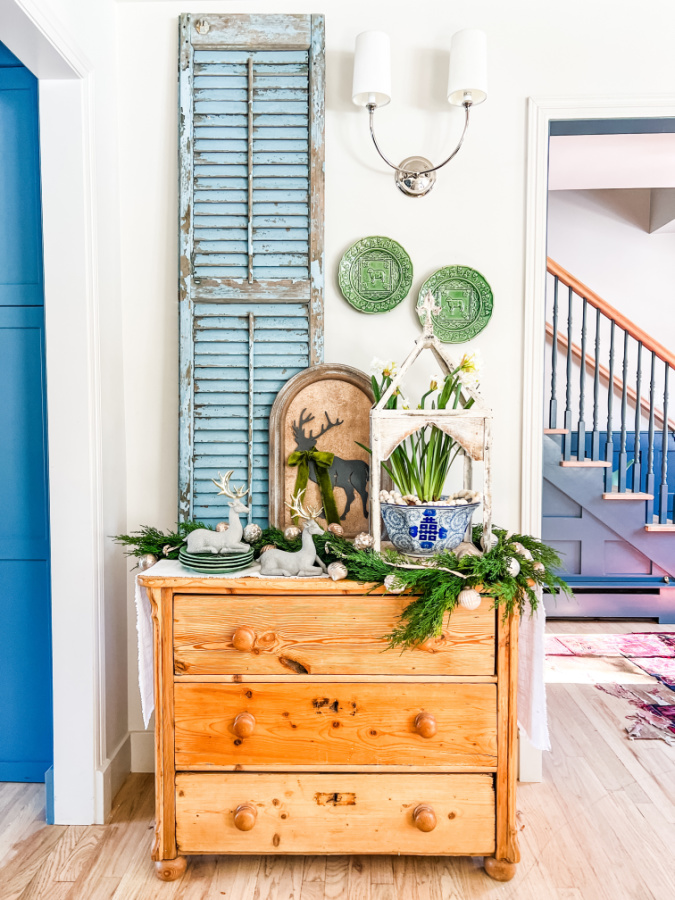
[352,29,487,197]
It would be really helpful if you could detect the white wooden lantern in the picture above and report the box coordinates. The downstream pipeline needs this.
[370,292,493,552]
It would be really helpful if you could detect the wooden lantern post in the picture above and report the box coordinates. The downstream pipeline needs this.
[370,292,493,551]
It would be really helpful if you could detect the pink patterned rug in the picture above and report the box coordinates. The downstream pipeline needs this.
[632,657,675,680]
[548,633,675,658]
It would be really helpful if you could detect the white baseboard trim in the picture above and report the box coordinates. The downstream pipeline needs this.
[95,733,131,824]
[130,730,155,773]
[518,728,543,783]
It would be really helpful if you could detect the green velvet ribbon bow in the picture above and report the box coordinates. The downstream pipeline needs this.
[287,446,340,525]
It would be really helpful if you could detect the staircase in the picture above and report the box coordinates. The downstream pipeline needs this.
[543,259,675,621]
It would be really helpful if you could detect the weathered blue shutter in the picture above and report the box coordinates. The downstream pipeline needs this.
[179,14,325,526]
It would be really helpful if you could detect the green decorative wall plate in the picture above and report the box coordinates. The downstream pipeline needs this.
[417,265,493,343]
[338,236,413,314]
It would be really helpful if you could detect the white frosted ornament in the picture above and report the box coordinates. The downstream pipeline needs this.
[284,525,301,540]
[215,521,229,532]
[138,553,158,571]
[512,542,533,561]
[506,557,521,577]
[384,574,406,594]
[354,532,374,550]
[458,588,482,610]
[243,523,262,543]
[327,561,348,581]
[533,561,545,574]
[480,531,498,552]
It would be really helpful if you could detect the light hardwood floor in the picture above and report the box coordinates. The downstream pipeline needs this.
[1,621,673,899]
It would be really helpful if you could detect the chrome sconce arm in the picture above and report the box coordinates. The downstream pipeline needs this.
[367,100,472,197]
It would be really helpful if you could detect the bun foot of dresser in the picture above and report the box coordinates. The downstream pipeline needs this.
[484,857,517,882]
[154,857,187,882]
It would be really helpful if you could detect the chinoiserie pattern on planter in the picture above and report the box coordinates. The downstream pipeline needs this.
[381,501,480,556]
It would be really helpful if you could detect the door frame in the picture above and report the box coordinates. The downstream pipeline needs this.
[522,96,675,539]
[519,96,675,782]
[0,1,106,824]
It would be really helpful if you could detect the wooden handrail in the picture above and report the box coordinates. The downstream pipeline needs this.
[547,258,675,371]
[546,323,675,431]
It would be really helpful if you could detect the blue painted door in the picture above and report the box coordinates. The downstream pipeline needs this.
[0,46,53,782]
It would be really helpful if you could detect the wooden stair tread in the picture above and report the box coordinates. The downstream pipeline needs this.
[544,428,569,434]
[644,523,675,532]
[602,492,654,501]
[560,459,612,467]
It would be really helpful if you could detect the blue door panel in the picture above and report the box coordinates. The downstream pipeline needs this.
[0,52,52,784]
[0,308,49,559]
[0,67,43,306]
[0,560,52,781]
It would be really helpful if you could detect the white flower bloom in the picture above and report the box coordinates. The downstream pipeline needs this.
[429,373,444,392]
[370,357,398,379]
[458,349,483,389]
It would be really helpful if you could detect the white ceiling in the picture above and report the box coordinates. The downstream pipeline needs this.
[548,134,675,191]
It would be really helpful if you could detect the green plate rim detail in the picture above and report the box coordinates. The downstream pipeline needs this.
[417,265,493,343]
[338,235,413,314]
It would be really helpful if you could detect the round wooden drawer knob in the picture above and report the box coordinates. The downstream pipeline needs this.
[412,805,437,832]
[232,626,256,652]
[414,712,437,738]
[233,803,257,831]
[233,712,256,737]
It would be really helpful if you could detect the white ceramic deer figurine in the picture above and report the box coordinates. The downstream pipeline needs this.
[259,491,327,577]
[186,471,250,554]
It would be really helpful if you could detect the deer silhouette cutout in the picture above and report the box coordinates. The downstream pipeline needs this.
[291,408,369,521]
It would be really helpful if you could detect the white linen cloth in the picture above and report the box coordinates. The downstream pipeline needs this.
[517,597,550,751]
[135,559,549,749]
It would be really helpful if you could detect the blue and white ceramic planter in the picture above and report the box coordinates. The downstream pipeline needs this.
[381,500,480,557]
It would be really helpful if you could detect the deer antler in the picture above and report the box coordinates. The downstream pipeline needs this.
[286,488,323,523]
[212,470,248,500]
[312,411,344,440]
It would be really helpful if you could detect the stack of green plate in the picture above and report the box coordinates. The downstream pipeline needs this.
[178,546,255,574]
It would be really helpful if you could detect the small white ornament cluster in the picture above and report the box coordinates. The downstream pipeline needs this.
[379,489,481,507]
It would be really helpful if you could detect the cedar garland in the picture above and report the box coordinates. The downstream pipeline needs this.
[114,521,571,649]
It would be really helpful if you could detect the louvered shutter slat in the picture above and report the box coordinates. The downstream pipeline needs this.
[179,14,323,527]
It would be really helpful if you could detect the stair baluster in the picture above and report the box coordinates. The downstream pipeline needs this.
[549,275,559,429]
[618,331,629,493]
[591,306,601,460]
[577,298,588,460]
[633,341,642,494]
[659,362,670,524]
[646,351,656,522]
[563,286,573,460]
[604,321,615,492]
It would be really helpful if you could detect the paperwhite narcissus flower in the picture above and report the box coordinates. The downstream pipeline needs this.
[370,357,398,379]
[429,374,443,391]
[458,349,482,388]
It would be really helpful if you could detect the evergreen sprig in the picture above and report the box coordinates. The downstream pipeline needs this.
[112,521,206,561]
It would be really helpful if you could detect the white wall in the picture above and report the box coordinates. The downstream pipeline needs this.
[1,0,129,818]
[548,189,675,342]
[112,0,675,758]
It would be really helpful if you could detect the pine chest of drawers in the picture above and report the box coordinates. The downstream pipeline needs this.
[138,574,520,882]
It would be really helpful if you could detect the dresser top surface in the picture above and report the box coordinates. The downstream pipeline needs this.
[137,560,383,593]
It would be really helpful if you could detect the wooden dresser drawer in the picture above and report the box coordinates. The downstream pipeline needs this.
[174,682,497,770]
[175,772,496,855]
[173,593,496,676]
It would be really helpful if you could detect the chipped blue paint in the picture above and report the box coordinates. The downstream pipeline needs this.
[179,14,324,525]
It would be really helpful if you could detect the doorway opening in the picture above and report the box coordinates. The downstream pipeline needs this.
[525,107,675,621]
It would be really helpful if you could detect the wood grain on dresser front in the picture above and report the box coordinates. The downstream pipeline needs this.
[173,594,496,676]
[174,682,497,770]
[175,773,496,855]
